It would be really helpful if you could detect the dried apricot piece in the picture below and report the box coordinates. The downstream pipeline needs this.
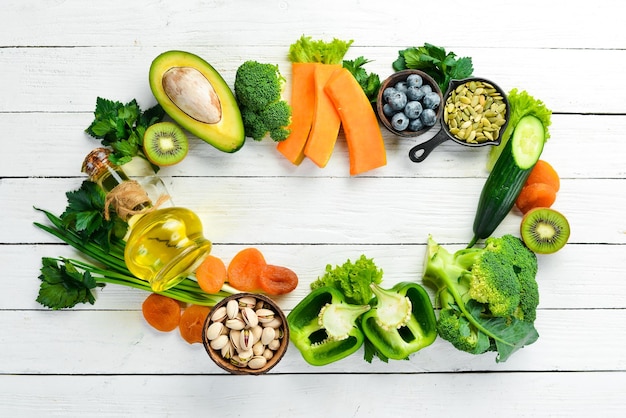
[179,304,211,344]
[258,264,299,295]
[142,293,181,332]
[526,160,560,191]
[515,182,557,214]
[227,248,266,291]
[196,255,227,294]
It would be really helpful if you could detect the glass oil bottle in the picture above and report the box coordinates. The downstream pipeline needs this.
[82,148,212,292]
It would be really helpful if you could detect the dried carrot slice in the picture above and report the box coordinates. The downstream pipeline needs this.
[179,304,211,344]
[142,293,181,332]
[227,247,267,291]
[515,182,557,214]
[258,264,299,295]
[195,255,227,294]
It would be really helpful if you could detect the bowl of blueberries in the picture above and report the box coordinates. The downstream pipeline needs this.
[376,69,443,138]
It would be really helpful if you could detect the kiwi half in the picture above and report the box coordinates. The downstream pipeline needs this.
[143,121,189,166]
[520,207,570,254]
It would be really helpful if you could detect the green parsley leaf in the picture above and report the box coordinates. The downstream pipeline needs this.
[36,257,104,310]
[85,97,165,167]
[60,180,127,251]
[343,56,381,103]
[392,43,474,92]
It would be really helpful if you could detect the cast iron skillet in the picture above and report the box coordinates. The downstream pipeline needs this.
[408,77,509,163]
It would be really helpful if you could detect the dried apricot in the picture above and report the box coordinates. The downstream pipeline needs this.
[227,248,266,291]
[515,182,557,214]
[179,304,211,344]
[196,255,227,294]
[526,160,560,191]
[142,293,181,332]
[258,264,299,295]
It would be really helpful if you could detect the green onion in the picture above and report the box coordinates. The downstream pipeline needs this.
[34,208,234,308]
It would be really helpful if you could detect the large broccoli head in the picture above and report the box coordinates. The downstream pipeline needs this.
[423,234,539,362]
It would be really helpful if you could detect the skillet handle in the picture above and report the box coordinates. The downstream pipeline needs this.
[408,129,449,163]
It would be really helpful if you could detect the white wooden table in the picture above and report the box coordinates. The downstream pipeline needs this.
[1,0,625,416]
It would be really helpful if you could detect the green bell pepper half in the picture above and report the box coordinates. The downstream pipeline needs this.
[361,282,437,360]
[287,286,371,366]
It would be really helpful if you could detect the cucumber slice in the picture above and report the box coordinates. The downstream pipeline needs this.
[511,115,545,169]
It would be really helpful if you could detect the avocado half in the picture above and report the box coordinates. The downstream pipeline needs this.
[149,50,245,153]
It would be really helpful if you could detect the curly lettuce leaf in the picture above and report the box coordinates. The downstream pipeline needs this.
[288,35,353,64]
[487,89,553,171]
[310,254,383,305]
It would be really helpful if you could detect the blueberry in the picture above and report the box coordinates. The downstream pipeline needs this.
[391,112,409,131]
[420,108,437,127]
[406,85,424,101]
[409,118,424,132]
[382,87,397,102]
[382,103,396,118]
[403,101,423,119]
[420,84,433,95]
[387,90,407,111]
[406,73,423,88]
[423,92,441,109]
[394,81,408,94]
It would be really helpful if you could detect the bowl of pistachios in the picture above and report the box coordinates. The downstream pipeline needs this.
[202,293,289,375]
[408,77,509,163]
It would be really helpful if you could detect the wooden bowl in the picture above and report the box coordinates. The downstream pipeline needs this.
[376,69,444,137]
[202,293,289,375]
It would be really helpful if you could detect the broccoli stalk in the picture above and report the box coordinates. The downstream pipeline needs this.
[234,60,292,142]
[423,234,540,362]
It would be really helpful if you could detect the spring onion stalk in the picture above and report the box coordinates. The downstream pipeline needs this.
[34,208,236,307]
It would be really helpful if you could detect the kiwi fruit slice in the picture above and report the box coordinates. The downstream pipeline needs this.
[520,207,570,254]
[143,121,189,166]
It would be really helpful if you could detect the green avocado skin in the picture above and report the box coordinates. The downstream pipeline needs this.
[149,50,245,153]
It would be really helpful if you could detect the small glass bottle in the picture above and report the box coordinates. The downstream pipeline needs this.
[82,148,212,292]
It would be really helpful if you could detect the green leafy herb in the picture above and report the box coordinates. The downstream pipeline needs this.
[59,180,127,252]
[392,43,474,92]
[37,257,104,309]
[343,56,381,103]
[85,97,165,167]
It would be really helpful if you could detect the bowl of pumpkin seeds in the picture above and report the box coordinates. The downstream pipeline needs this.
[408,77,509,163]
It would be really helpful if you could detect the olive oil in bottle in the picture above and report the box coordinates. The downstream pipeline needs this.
[82,148,212,292]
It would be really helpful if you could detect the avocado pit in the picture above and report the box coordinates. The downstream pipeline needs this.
[162,66,222,124]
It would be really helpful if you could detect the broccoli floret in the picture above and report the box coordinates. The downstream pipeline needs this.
[234,60,291,142]
[423,234,540,362]
[437,307,491,354]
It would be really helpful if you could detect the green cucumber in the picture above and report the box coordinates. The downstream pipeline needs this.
[468,115,546,247]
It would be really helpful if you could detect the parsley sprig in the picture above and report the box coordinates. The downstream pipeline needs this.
[85,97,165,167]
[342,56,381,103]
[60,180,127,252]
[392,43,474,92]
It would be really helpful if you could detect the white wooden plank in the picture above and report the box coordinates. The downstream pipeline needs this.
[0,309,623,375]
[2,46,624,113]
[0,372,624,417]
[0,0,622,50]
[5,177,624,245]
[1,113,624,180]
